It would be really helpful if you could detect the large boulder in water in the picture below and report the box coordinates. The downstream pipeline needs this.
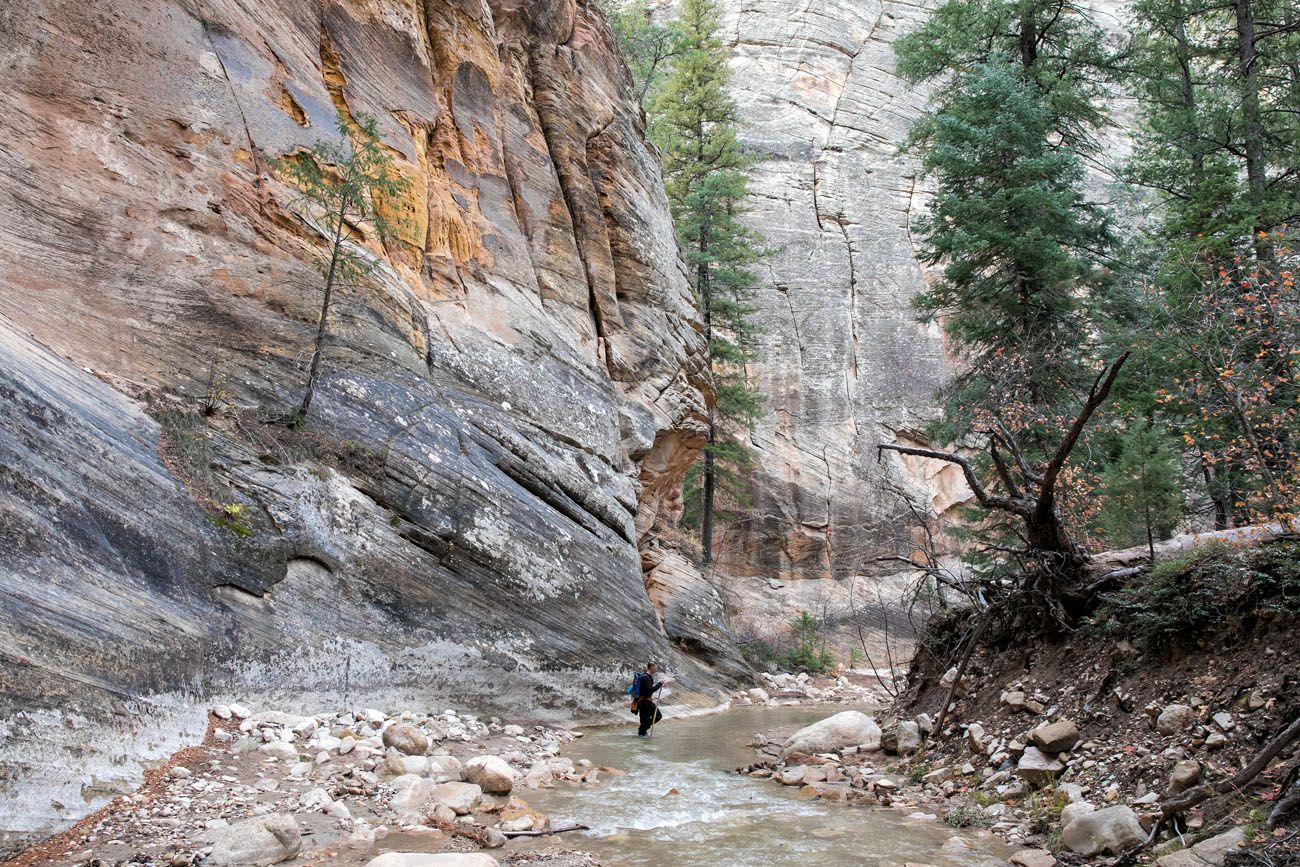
[783,711,881,757]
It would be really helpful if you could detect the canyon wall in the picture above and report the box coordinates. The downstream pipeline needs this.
[712,0,965,587]
[0,0,746,851]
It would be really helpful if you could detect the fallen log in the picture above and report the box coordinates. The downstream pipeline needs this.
[1086,519,1300,582]
[501,824,589,838]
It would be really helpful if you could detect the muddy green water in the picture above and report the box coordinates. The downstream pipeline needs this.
[524,705,1009,867]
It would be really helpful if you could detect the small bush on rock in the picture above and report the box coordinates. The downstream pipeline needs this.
[945,801,994,828]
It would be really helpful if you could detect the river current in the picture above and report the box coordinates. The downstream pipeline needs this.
[523,704,1009,867]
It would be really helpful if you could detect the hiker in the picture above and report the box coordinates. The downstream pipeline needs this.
[633,661,664,736]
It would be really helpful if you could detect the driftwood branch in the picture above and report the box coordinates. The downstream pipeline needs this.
[501,823,590,838]
[1038,351,1129,511]
[1158,713,1300,819]
[1270,763,1300,830]
[872,555,971,598]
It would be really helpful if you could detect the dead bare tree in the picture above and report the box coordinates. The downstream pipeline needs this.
[872,477,982,606]
[845,480,979,699]
[877,352,1130,617]
[850,584,908,699]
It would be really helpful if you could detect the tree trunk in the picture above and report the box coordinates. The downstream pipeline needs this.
[698,225,715,564]
[1172,13,1205,185]
[1145,501,1156,562]
[1234,0,1269,250]
[702,413,716,564]
[1200,459,1230,531]
[1018,0,1038,69]
[298,194,350,420]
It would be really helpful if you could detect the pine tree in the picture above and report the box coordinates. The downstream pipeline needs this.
[896,1,1119,441]
[895,0,1112,150]
[889,3,1128,588]
[604,0,679,112]
[1098,420,1183,559]
[653,0,765,564]
[1122,0,1300,265]
[271,111,409,422]
[910,61,1114,431]
[1116,0,1300,527]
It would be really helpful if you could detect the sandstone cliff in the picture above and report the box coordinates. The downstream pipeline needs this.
[0,0,746,851]
[711,0,966,586]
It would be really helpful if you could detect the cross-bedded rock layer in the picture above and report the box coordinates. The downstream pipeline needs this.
[0,0,745,851]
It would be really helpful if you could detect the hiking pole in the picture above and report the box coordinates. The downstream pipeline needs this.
[649,680,667,737]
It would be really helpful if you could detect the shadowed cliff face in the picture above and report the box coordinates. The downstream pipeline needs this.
[0,0,747,851]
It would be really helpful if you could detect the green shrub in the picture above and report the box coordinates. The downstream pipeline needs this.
[777,610,836,673]
[905,760,935,784]
[1089,541,1300,651]
[1023,787,1069,835]
[739,639,778,668]
[778,643,835,674]
[945,802,993,828]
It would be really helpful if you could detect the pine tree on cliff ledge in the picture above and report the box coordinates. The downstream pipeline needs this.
[271,111,408,424]
[652,0,765,565]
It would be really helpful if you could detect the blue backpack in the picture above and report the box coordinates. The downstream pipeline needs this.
[626,673,643,713]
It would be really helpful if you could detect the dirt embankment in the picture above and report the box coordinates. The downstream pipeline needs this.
[892,538,1300,864]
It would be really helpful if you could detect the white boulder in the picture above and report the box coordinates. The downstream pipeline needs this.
[464,756,515,794]
[209,814,300,866]
[390,776,436,820]
[432,781,482,815]
[783,711,882,756]
[1061,805,1147,856]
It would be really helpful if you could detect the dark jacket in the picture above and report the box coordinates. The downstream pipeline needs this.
[634,671,662,700]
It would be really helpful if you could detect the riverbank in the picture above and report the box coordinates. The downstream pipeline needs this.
[1,704,607,867]
[738,551,1300,867]
[0,671,943,867]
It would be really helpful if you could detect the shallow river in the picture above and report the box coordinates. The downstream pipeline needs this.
[523,705,1008,867]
